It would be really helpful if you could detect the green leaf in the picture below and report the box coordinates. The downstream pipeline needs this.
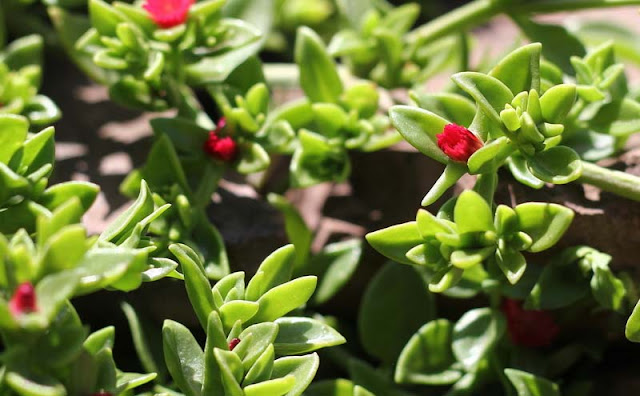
[41,181,99,212]
[539,84,577,124]
[507,154,544,189]
[142,134,190,194]
[452,308,505,371]
[267,194,312,271]
[290,130,350,188]
[389,105,448,164]
[89,0,127,36]
[274,317,345,354]
[36,270,80,322]
[358,262,435,364]
[467,136,514,175]
[422,162,467,206]
[489,43,542,94]
[214,348,244,396]
[220,300,259,329]
[244,375,296,396]
[236,142,271,174]
[162,320,204,396]
[99,180,154,243]
[122,302,165,380]
[451,72,514,124]
[411,92,476,127]
[250,276,317,323]
[6,370,66,396]
[0,114,28,164]
[504,368,560,396]
[73,248,141,295]
[495,247,527,284]
[513,17,586,74]
[169,244,215,330]
[309,239,362,305]
[591,263,626,311]
[527,146,582,185]
[525,262,589,310]
[235,322,278,371]
[514,202,574,252]
[271,354,320,396]
[366,222,424,265]
[395,319,462,385]
[295,27,343,103]
[590,97,640,137]
[454,190,494,234]
[242,345,275,386]
[245,244,296,301]
[304,379,355,396]
[626,298,640,342]
[202,312,227,395]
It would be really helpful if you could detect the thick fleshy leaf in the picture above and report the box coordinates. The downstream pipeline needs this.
[489,43,542,94]
[454,190,494,234]
[271,354,320,396]
[422,162,467,206]
[527,146,582,184]
[495,248,527,284]
[539,84,577,124]
[309,239,362,305]
[504,369,560,396]
[395,319,462,385]
[358,263,435,364]
[525,262,589,310]
[452,308,505,370]
[162,320,204,396]
[250,276,317,323]
[411,92,476,127]
[274,317,345,354]
[245,244,296,301]
[626,299,640,342]
[451,72,514,124]
[267,194,312,270]
[366,222,424,265]
[514,202,574,252]
[467,136,514,175]
[295,27,343,103]
[389,105,448,164]
[169,244,215,330]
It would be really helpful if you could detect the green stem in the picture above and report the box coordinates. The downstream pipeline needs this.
[579,161,640,202]
[410,0,640,48]
[410,0,503,46]
[512,0,640,13]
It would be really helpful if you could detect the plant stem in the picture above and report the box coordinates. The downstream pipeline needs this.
[512,0,640,13]
[579,161,640,202]
[410,0,640,47]
[410,0,503,45]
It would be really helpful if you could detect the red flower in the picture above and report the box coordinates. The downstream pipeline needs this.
[9,282,37,316]
[204,118,238,162]
[228,338,241,351]
[501,299,559,348]
[436,123,483,163]
[143,0,194,29]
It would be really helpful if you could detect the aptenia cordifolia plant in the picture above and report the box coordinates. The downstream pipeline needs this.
[6,0,640,395]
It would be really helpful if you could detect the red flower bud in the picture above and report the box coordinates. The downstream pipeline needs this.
[143,0,194,29]
[9,282,37,316]
[228,338,241,351]
[501,299,559,348]
[436,123,483,163]
[204,118,238,162]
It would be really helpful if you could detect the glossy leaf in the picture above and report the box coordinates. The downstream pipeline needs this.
[395,319,462,385]
[295,27,343,103]
[358,262,435,364]
[452,308,505,370]
[274,317,345,354]
[514,203,574,253]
